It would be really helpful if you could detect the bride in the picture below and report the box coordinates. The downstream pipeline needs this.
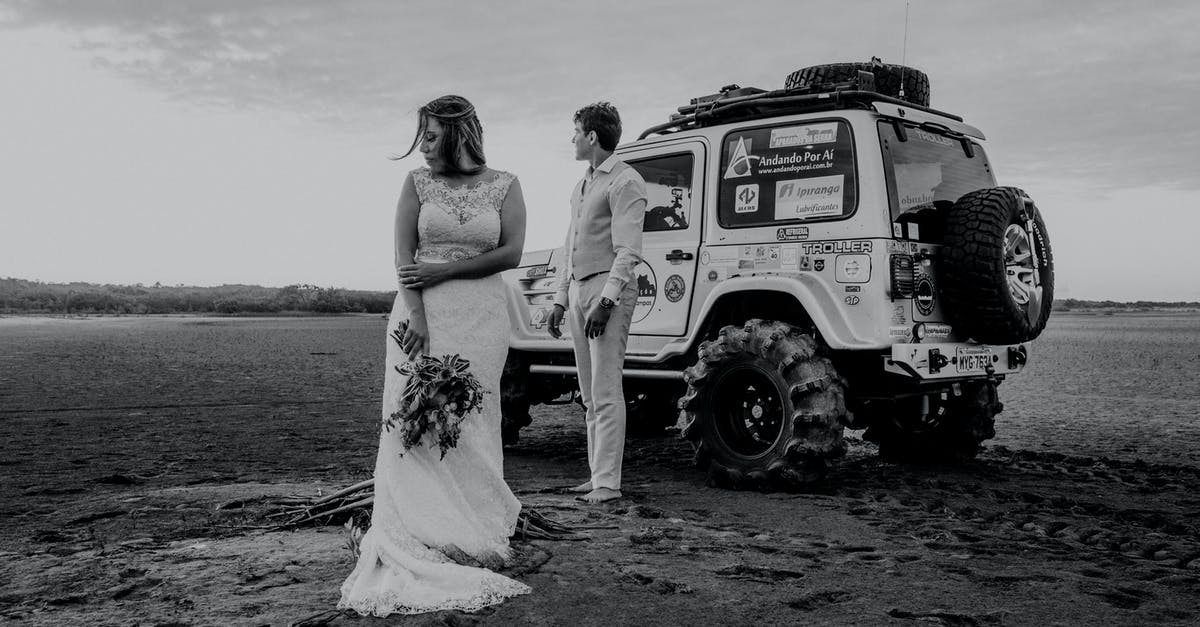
[338,95,531,616]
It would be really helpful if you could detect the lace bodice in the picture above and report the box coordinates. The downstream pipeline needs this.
[412,168,516,263]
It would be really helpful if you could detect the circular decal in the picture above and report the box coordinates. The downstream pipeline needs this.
[664,275,686,303]
[915,277,935,316]
[632,262,656,323]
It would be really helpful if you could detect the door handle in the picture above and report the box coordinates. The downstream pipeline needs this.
[665,249,694,262]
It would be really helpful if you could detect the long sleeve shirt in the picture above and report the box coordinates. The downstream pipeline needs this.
[553,154,647,308]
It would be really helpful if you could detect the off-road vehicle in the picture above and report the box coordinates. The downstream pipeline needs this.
[500,60,1054,489]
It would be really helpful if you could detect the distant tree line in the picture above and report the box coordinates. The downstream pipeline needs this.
[1055,298,1200,311]
[0,278,394,315]
[3,278,1196,316]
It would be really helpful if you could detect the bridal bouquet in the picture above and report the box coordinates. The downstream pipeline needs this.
[385,325,487,459]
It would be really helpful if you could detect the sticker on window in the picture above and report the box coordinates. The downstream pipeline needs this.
[734,184,759,213]
[769,122,838,149]
[774,175,844,220]
[723,137,758,179]
[894,163,943,210]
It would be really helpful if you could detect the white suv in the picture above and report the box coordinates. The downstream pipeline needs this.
[500,60,1054,490]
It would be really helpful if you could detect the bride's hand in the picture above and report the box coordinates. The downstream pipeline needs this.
[400,313,430,360]
[397,263,450,290]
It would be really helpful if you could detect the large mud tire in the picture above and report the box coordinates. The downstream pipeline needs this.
[942,187,1055,344]
[861,381,1002,464]
[678,320,849,490]
[785,61,930,107]
[500,350,532,446]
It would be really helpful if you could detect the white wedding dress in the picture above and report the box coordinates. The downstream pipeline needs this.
[338,167,531,616]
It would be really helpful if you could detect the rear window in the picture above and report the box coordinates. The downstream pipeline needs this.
[717,119,857,228]
[879,121,995,221]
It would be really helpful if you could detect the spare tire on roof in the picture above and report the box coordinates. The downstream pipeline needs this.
[785,61,930,107]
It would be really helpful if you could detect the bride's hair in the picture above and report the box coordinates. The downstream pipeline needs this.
[394,95,486,174]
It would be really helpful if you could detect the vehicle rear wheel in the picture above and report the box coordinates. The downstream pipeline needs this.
[785,60,930,107]
[861,381,1002,463]
[500,350,532,446]
[942,187,1055,344]
[678,320,849,490]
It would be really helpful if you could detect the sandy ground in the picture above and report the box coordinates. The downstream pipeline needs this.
[2,314,1199,626]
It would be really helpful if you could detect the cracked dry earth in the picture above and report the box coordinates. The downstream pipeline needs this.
[2,313,1199,625]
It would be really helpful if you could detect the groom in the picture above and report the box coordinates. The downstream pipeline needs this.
[547,102,647,504]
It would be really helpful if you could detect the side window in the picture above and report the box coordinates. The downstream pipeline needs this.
[717,120,857,228]
[628,153,694,232]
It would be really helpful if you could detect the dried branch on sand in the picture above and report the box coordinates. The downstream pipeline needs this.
[266,479,580,543]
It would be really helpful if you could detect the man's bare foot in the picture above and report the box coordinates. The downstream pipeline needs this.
[567,481,592,493]
[575,487,621,504]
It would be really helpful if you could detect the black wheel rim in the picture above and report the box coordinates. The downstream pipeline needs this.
[1003,223,1040,307]
[711,364,785,459]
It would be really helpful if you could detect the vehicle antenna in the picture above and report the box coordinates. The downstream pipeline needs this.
[899,0,910,100]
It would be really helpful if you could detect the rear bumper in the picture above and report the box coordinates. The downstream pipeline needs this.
[883,341,1029,380]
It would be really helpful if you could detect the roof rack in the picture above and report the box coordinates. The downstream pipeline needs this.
[638,85,964,140]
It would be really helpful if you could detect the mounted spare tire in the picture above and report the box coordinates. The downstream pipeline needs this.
[941,187,1055,344]
[678,320,850,490]
[785,61,930,107]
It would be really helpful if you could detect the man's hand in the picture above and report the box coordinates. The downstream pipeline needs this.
[547,304,566,339]
[584,301,613,339]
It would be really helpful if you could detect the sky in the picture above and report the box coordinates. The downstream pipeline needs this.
[1,0,1198,301]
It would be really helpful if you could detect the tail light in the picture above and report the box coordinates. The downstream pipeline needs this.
[890,255,915,298]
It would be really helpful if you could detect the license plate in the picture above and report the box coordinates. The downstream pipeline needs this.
[956,347,993,373]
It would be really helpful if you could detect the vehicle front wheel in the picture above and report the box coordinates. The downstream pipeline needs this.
[624,381,684,438]
[678,320,850,490]
[500,350,532,446]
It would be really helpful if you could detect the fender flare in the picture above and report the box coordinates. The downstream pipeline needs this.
[686,274,878,352]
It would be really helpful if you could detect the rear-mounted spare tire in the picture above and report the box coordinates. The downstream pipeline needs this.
[941,187,1055,344]
[785,61,930,107]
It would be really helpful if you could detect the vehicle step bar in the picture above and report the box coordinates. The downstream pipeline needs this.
[529,364,685,380]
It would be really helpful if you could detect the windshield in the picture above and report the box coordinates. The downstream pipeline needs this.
[878,121,995,221]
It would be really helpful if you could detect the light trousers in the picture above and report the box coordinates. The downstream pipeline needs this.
[568,272,637,491]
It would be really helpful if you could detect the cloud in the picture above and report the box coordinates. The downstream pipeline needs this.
[4,0,1200,191]
[0,1,686,128]
[909,1,1200,190]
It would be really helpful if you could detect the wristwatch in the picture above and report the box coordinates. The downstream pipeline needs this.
[598,297,616,310]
